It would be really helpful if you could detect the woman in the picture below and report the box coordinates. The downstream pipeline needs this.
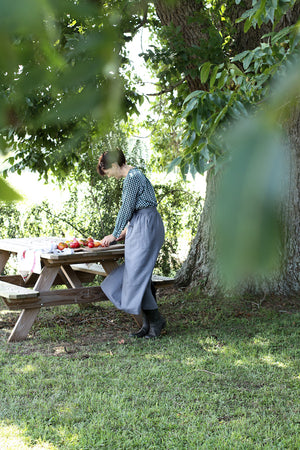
[97,149,166,338]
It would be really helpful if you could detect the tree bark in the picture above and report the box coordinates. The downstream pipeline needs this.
[279,107,300,294]
[174,169,218,291]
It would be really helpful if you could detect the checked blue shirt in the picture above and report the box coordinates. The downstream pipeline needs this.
[112,168,157,239]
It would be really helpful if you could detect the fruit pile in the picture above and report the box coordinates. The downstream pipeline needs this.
[57,237,103,250]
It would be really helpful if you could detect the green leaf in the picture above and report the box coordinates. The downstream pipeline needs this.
[210,65,219,89]
[232,51,250,62]
[228,63,244,77]
[244,17,253,33]
[167,156,182,173]
[217,70,228,89]
[0,176,23,202]
[243,52,254,70]
[200,62,211,84]
[184,97,199,115]
[183,90,202,104]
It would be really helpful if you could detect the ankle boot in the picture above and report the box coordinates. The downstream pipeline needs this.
[144,309,166,339]
[129,311,149,338]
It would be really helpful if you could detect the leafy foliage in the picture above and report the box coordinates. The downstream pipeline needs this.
[0,0,144,180]
[141,0,300,179]
[236,0,297,31]
[174,20,300,177]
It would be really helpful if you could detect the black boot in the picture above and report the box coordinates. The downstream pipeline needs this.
[129,311,149,338]
[144,309,166,339]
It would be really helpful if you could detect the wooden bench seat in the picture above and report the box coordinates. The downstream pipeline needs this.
[151,274,175,288]
[71,263,106,277]
[71,263,175,288]
[0,280,39,300]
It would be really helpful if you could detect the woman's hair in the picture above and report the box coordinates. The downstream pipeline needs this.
[97,148,126,176]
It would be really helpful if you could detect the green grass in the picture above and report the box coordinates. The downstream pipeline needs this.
[0,290,299,449]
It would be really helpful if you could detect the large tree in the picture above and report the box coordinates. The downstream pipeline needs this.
[0,0,299,295]
[145,0,300,296]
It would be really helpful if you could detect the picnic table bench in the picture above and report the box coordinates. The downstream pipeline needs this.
[0,238,174,342]
[71,263,175,287]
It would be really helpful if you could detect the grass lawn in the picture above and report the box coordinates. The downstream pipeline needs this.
[0,288,299,449]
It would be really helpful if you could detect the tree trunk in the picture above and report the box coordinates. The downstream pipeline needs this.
[279,107,300,294]
[174,169,219,292]
[154,0,300,296]
[176,108,300,296]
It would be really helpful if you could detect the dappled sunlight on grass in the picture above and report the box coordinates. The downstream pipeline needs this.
[260,354,290,369]
[252,336,270,346]
[18,364,36,374]
[144,352,167,361]
[0,422,58,450]
[234,359,246,367]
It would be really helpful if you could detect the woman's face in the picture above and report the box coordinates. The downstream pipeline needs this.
[103,163,121,179]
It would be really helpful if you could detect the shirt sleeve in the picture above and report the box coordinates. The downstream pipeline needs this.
[112,174,140,238]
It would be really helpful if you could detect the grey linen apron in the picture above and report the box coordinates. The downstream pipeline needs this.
[101,206,165,315]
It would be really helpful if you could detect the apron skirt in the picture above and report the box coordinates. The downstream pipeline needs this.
[101,206,165,315]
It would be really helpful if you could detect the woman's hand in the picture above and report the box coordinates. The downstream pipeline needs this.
[101,234,116,247]
[116,229,127,241]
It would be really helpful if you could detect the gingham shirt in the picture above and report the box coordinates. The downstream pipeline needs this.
[112,168,157,238]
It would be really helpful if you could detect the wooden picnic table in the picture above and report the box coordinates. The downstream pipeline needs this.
[0,237,128,342]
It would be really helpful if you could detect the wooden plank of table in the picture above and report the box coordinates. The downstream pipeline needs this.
[0,250,10,273]
[5,286,107,310]
[0,237,60,254]
[71,263,106,277]
[24,286,106,308]
[39,285,106,306]
[0,274,30,287]
[0,281,39,299]
[0,272,95,288]
[41,247,125,265]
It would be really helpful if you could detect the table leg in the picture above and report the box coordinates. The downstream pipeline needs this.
[34,266,60,291]
[8,266,60,342]
[7,308,40,342]
[100,260,119,273]
[59,265,91,309]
